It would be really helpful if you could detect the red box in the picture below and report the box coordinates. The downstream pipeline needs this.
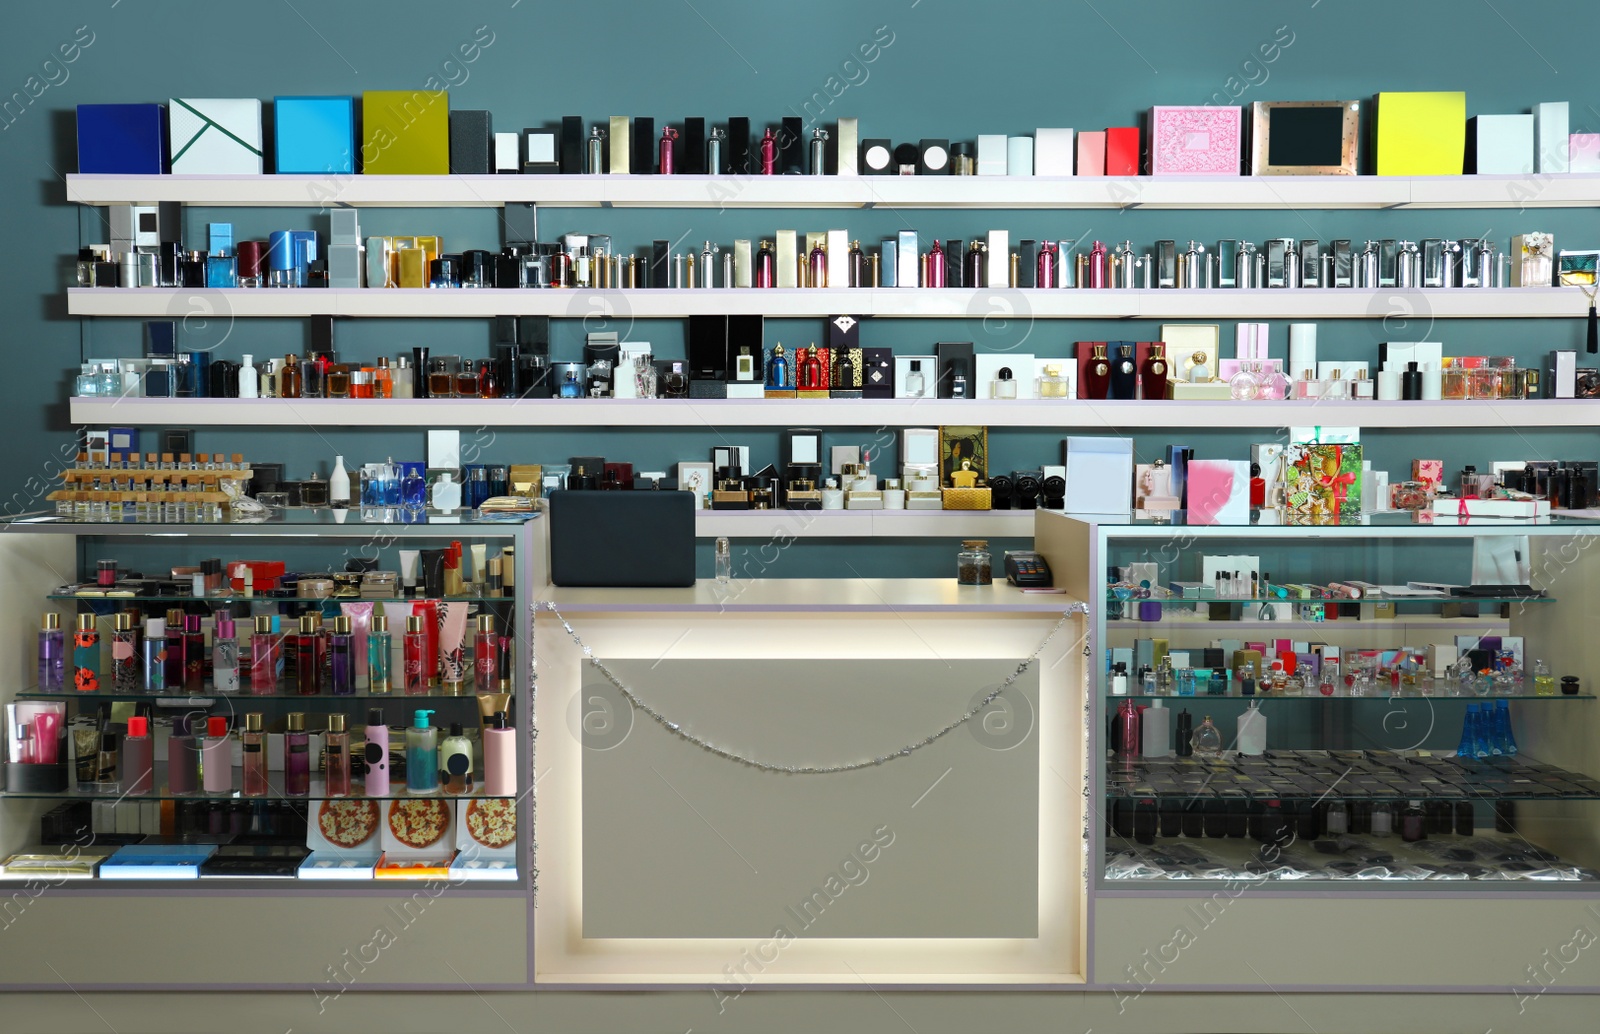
[1105,127,1140,176]
[228,560,285,592]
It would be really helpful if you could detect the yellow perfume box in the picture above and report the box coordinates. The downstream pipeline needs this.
[362,90,450,175]
[1375,91,1466,176]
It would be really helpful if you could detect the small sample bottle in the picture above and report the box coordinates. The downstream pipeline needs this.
[283,712,310,797]
[110,613,139,692]
[241,712,268,797]
[483,710,516,797]
[37,613,64,692]
[167,715,199,796]
[212,613,239,694]
[202,716,232,795]
[404,615,428,695]
[715,537,732,585]
[473,614,498,694]
[1532,658,1555,696]
[440,722,473,795]
[364,708,390,796]
[324,713,351,798]
[368,615,392,694]
[407,709,440,795]
[295,614,321,695]
[250,614,278,694]
[72,613,100,693]
[121,715,154,796]
[328,615,354,696]
[142,617,167,692]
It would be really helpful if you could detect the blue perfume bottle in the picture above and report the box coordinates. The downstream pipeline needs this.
[205,222,237,288]
[559,371,582,398]
[768,344,789,388]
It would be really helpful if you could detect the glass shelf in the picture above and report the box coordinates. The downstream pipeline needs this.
[51,594,512,605]
[0,762,500,800]
[1106,594,1551,606]
[1105,751,1600,803]
[14,687,497,702]
[1106,690,1595,701]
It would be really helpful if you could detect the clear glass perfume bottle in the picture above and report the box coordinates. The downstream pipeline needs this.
[905,359,926,398]
[283,712,310,797]
[715,537,732,584]
[1228,360,1260,400]
[241,712,268,796]
[1191,715,1223,760]
[993,366,1017,400]
[1037,364,1070,398]
[325,713,351,798]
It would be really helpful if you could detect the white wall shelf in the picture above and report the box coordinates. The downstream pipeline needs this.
[67,396,1600,429]
[66,286,1592,320]
[63,173,1600,210]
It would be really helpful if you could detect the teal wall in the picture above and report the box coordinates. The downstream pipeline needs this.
[4,0,1600,579]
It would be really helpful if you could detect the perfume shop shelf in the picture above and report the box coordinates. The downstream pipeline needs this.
[1107,594,1552,607]
[66,286,1594,321]
[62,172,1600,210]
[13,687,499,702]
[535,577,1083,613]
[1104,751,1600,803]
[52,593,507,606]
[67,397,1600,430]
[1108,690,1596,700]
[0,763,505,801]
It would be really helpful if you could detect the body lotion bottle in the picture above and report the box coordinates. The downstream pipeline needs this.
[406,709,439,795]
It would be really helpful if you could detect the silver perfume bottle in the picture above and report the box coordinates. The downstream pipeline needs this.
[586,126,607,175]
[810,129,828,175]
[1112,241,1136,289]
[1178,241,1206,289]
[707,127,725,175]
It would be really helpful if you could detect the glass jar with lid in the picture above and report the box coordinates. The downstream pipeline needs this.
[957,540,991,585]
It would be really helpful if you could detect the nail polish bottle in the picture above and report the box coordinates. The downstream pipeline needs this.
[364,708,390,796]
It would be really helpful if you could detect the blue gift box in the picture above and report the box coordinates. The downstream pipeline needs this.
[273,96,355,174]
[76,104,167,174]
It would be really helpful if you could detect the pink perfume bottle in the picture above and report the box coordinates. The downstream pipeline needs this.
[760,128,777,175]
[658,126,678,175]
[1088,241,1109,289]
[1037,242,1058,289]
[241,712,268,797]
[926,240,947,288]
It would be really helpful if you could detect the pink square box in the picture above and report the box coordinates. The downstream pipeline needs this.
[1571,134,1600,174]
[1149,106,1242,176]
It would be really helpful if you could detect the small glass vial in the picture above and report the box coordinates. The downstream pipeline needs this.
[715,537,732,584]
[957,540,991,585]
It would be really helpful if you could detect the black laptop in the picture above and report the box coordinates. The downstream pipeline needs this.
[547,490,697,587]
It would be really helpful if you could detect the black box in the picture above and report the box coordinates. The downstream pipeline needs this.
[861,138,892,174]
[449,110,493,175]
[780,116,804,174]
[863,347,894,398]
[918,138,950,175]
[689,314,730,381]
[651,240,671,289]
[682,117,706,175]
[1016,239,1038,289]
[560,116,584,175]
[935,341,975,399]
[728,117,752,175]
[503,203,538,247]
[946,240,965,288]
[632,117,655,174]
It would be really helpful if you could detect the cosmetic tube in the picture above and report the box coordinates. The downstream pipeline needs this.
[420,548,447,598]
[438,603,468,695]
[398,550,421,596]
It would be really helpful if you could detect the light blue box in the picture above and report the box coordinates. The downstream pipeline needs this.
[273,96,355,174]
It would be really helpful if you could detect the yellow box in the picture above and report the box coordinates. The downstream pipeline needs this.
[362,90,450,175]
[1375,91,1466,175]
[941,487,991,510]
